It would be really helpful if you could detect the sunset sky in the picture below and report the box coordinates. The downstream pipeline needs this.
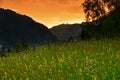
[0,0,85,28]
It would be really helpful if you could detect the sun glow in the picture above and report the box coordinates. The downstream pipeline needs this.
[0,0,84,28]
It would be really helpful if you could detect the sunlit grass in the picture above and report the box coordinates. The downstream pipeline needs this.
[0,39,120,79]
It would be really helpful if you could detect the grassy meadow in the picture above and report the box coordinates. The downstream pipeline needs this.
[0,39,120,80]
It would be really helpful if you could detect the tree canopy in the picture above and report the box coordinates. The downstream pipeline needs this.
[82,0,120,22]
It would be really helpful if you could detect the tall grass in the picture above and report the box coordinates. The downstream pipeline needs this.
[0,39,120,80]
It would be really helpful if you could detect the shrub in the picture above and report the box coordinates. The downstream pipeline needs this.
[12,40,29,53]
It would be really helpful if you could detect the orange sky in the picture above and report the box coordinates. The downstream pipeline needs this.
[0,0,85,28]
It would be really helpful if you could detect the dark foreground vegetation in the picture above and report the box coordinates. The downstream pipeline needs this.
[82,0,120,39]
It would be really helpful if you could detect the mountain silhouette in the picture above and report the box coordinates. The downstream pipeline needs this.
[50,23,83,41]
[0,8,57,48]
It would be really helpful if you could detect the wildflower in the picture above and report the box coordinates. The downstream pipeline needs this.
[87,59,91,65]
[34,71,37,76]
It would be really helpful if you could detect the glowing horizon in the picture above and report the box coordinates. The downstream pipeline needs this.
[0,0,85,28]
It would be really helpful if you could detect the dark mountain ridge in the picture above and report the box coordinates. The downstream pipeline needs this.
[0,8,57,48]
[50,23,83,41]
[50,6,120,41]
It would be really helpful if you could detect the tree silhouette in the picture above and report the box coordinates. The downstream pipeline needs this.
[82,0,119,22]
